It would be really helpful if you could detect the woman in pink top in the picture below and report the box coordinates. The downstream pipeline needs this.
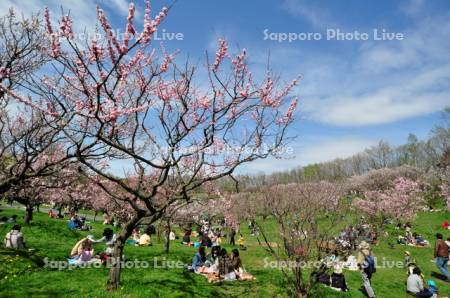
[78,240,94,263]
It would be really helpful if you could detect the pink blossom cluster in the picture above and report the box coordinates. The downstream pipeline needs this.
[140,1,168,43]
[44,7,60,58]
[0,66,10,79]
[123,2,136,49]
[355,176,424,222]
[59,15,74,39]
[277,97,298,125]
[213,39,228,71]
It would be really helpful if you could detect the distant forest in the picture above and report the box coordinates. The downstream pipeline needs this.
[221,107,449,191]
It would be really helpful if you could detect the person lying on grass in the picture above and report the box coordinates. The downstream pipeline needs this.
[4,224,25,249]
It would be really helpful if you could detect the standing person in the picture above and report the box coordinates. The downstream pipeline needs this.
[357,241,376,298]
[229,228,236,246]
[434,233,450,281]
[4,225,25,249]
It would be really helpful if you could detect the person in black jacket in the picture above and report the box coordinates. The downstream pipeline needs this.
[331,266,349,292]
[229,228,236,246]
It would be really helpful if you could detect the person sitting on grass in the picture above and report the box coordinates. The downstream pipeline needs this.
[138,226,153,246]
[200,233,212,248]
[4,224,25,249]
[230,248,255,281]
[70,235,95,257]
[132,228,141,242]
[218,248,236,280]
[205,246,221,268]
[412,233,429,246]
[331,265,349,292]
[191,246,206,272]
[182,230,191,245]
[77,239,95,264]
[230,248,242,271]
[407,267,433,298]
[68,214,82,230]
[426,280,438,298]
[7,215,18,223]
[94,228,117,255]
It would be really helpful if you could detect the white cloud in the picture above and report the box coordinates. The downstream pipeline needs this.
[401,0,425,16]
[304,65,450,126]
[255,11,450,126]
[282,0,337,29]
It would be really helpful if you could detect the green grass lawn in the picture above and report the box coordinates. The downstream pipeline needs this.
[0,208,449,297]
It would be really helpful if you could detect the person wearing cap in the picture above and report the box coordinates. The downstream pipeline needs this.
[404,251,416,275]
[406,267,433,298]
[357,241,376,298]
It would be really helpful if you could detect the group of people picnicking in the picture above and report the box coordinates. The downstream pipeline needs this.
[189,246,254,282]
[312,220,450,298]
[68,228,118,265]
[397,222,431,247]
[2,208,450,295]
[181,218,254,282]
[181,219,247,251]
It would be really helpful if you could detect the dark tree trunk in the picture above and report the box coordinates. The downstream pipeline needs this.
[165,219,171,254]
[24,204,34,224]
[94,211,98,222]
[107,213,144,290]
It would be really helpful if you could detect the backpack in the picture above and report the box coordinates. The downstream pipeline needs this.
[364,255,376,276]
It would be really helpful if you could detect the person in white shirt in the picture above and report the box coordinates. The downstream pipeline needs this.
[94,228,117,255]
[4,225,25,249]
[407,267,433,298]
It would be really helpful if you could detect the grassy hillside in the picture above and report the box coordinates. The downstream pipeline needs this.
[0,208,449,297]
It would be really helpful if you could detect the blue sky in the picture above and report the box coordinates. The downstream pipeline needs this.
[4,0,450,174]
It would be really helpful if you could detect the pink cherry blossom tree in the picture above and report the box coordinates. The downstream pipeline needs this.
[11,1,299,288]
[354,177,425,225]
[254,181,352,298]
[0,11,70,198]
